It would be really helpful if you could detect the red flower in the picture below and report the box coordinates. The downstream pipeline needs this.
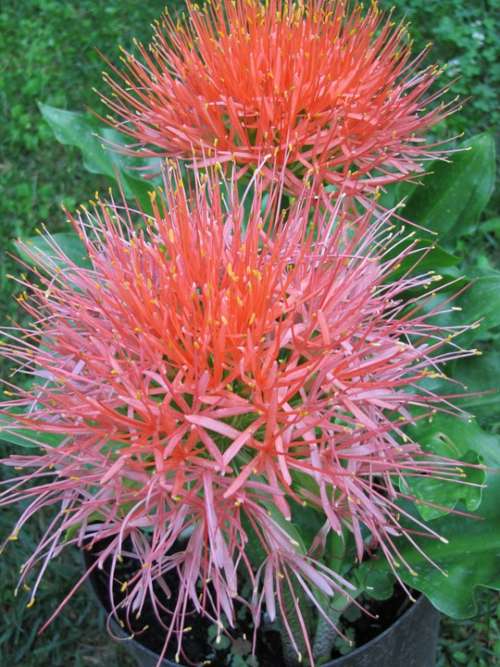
[100,0,453,203]
[1,168,473,664]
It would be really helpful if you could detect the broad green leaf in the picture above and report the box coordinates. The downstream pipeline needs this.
[456,272,500,342]
[401,414,485,520]
[361,416,500,618]
[374,180,419,212]
[400,472,500,617]
[39,104,153,209]
[404,453,483,521]
[421,271,500,347]
[446,350,500,422]
[387,241,459,283]
[407,413,495,460]
[15,232,91,270]
[402,134,496,245]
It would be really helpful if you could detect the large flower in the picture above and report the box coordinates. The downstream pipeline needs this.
[1,168,473,664]
[100,0,453,203]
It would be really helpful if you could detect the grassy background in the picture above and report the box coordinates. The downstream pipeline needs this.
[0,0,498,665]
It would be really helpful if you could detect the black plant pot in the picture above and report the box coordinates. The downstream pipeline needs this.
[85,550,440,667]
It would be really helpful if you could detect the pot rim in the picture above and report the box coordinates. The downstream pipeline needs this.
[83,549,432,667]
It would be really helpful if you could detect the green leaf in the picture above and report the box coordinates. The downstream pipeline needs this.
[410,414,493,460]
[388,241,459,283]
[325,530,346,572]
[0,413,64,449]
[355,566,394,601]
[39,103,153,209]
[403,414,486,520]
[403,452,484,522]
[267,503,307,554]
[421,271,500,347]
[15,232,91,270]
[240,511,267,567]
[376,180,419,212]
[290,500,324,553]
[456,273,500,342]
[231,655,257,667]
[402,134,496,245]
[361,416,500,618]
[480,217,500,236]
[447,350,500,422]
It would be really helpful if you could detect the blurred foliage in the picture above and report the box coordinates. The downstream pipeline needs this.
[384,0,499,221]
[438,590,500,666]
[0,455,136,666]
[384,0,499,138]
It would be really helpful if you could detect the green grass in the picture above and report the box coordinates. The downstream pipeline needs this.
[0,492,136,667]
[0,0,181,359]
[439,595,500,666]
[0,0,498,665]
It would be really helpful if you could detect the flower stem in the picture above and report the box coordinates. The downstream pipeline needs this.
[312,589,361,665]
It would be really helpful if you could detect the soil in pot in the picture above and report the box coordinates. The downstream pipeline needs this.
[84,541,418,666]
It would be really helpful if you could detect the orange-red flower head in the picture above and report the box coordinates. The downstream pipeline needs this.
[101,0,452,202]
[1,168,474,664]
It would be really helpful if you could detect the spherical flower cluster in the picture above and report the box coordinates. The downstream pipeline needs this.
[100,0,453,204]
[0,169,472,663]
